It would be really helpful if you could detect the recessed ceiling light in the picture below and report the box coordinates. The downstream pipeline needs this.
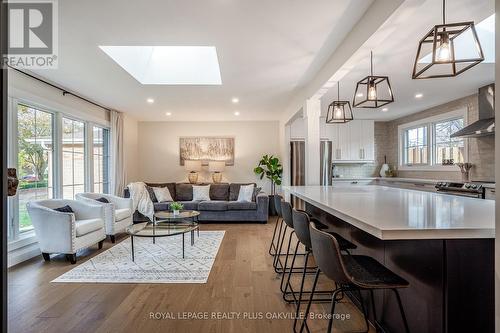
[165,112,172,116]
[232,97,239,104]
[382,108,389,112]
[99,46,222,85]
[234,111,240,116]
[415,93,423,98]
[147,98,155,103]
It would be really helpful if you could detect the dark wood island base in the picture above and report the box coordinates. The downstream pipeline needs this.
[305,202,494,333]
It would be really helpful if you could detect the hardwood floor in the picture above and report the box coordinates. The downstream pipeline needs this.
[8,218,374,333]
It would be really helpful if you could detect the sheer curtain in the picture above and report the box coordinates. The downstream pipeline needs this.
[110,110,126,196]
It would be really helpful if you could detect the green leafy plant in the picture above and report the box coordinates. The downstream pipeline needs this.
[254,155,283,195]
[170,202,184,211]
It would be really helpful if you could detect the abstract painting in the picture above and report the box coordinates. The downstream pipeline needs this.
[179,137,235,166]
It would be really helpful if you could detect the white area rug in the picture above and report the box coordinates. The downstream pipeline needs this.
[52,230,225,284]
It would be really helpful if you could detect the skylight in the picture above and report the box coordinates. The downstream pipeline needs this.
[99,46,222,85]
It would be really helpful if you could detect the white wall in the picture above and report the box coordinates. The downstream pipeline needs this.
[137,121,280,193]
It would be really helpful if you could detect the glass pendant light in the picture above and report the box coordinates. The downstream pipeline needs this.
[412,0,484,79]
[352,51,394,109]
[326,82,353,124]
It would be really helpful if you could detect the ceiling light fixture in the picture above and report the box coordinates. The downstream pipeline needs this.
[412,0,484,79]
[326,82,353,124]
[382,108,389,112]
[147,98,154,104]
[415,93,423,98]
[234,111,240,116]
[352,51,394,109]
[232,97,239,104]
[165,112,172,116]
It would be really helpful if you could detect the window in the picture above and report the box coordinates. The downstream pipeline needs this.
[93,126,110,193]
[403,126,428,165]
[434,118,465,164]
[16,105,54,233]
[399,110,466,169]
[62,117,86,199]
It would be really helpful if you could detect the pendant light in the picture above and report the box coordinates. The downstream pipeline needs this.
[326,82,353,124]
[352,51,394,108]
[412,0,484,79]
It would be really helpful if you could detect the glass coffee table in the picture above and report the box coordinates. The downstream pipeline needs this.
[126,210,200,261]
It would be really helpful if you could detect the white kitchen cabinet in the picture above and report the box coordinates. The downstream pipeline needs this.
[325,120,375,163]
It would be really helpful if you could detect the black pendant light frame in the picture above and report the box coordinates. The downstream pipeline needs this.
[352,51,394,108]
[412,0,484,79]
[326,82,353,124]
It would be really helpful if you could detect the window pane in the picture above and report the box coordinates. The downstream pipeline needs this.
[404,125,428,165]
[62,118,86,199]
[17,105,53,233]
[93,126,110,194]
[434,118,465,164]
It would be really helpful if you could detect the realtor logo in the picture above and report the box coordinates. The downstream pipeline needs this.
[3,0,58,68]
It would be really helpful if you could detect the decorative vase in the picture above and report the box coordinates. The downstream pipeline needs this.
[379,164,390,177]
[173,210,180,216]
[188,172,198,184]
[212,172,222,183]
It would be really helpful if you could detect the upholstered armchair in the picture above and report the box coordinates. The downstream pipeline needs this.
[75,192,133,243]
[26,199,106,264]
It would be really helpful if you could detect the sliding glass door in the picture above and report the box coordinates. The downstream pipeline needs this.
[16,104,54,233]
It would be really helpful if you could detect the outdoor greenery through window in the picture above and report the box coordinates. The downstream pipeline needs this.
[434,118,465,164]
[62,118,86,199]
[17,105,54,233]
[403,126,428,165]
[400,114,465,167]
[93,126,110,193]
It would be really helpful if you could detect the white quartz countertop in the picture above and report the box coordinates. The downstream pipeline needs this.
[332,177,496,189]
[284,185,495,240]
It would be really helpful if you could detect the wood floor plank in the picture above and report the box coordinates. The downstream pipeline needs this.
[8,219,374,333]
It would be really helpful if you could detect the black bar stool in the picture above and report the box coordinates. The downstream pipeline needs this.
[268,195,284,256]
[299,222,410,333]
[289,210,357,327]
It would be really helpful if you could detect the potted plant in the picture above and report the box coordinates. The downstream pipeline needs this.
[254,154,283,215]
[170,202,184,216]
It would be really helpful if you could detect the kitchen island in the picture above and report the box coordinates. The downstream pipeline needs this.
[284,185,495,333]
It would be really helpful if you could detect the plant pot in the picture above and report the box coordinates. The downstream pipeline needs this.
[173,210,180,216]
[268,194,279,216]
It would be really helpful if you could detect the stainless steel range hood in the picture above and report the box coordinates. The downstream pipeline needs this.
[451,84,495,138]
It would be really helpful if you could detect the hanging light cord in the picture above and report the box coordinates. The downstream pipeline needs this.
[337,82,340,102]
[370,51,373,76]
[442,0,446,25]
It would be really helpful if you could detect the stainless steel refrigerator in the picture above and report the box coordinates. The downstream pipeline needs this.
[320,140,333,186]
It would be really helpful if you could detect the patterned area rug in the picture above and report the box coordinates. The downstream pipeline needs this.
[52,230,225,284]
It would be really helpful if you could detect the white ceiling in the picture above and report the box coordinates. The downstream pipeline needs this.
[320,0,495,121]
[30,0,374,121]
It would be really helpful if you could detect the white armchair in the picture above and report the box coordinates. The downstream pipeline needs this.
[75,192,133,243]
[26,199,106,264]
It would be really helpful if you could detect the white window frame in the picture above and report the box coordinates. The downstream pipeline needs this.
[398,109,468,171]
[90,124,111,194]
[7,97,111,247]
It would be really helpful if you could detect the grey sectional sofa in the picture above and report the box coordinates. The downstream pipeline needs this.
[124,182,269,223]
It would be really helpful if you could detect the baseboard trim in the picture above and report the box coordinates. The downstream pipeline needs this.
[8,243,40,267]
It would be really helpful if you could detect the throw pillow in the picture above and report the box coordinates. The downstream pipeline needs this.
[53,205,74,213]
[237,184,255,202]
[252,187,262,202]
[145,185,158,202]
[192,185,211,201]
[153,186,173,202]
[95,197,110,203]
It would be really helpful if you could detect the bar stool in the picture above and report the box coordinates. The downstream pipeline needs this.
[299,222,410,333]
[268,195,284,256]
[289,209,357,327]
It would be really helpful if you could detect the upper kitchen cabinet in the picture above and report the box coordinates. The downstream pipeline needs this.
[322,119,375,163]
